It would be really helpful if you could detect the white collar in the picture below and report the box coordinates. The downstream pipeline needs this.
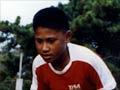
[48,59,72,74]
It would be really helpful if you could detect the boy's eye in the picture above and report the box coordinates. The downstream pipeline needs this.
[36,38,56,44]
[36,39,43,44]
[47,38,56,43]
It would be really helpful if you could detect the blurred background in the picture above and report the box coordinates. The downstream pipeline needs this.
[0,0,120,90]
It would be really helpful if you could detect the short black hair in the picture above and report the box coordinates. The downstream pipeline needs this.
[33,6,69,32]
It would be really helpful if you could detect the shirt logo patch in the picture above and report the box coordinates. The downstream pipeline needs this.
[68,84,81,90]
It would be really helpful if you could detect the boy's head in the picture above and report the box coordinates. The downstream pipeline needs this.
[33,7,71,63]
[33,6,69,32]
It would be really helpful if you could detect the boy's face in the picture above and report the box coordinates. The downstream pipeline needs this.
[34,27,71,63]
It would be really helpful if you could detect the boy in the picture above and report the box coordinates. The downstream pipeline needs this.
[30,7,116,90]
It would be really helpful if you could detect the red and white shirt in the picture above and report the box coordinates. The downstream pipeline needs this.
[30,43,116,90]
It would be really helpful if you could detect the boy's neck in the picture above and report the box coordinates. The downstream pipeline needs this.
[51,47,70,71]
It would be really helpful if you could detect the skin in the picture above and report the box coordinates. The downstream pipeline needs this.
[34,26,71,71]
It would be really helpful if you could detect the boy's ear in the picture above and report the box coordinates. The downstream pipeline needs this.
[65,30,72,43]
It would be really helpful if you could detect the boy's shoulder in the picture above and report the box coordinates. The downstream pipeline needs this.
[32,55,46,69]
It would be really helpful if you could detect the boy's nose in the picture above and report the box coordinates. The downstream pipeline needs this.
[42,42,50,52]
